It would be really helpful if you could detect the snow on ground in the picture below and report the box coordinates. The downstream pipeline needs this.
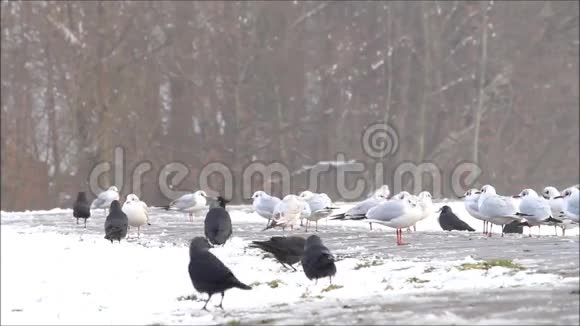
[1,200,579,325]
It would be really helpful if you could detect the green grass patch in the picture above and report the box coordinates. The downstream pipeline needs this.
[406,277,429,284]
[226,320,241,326]
[266,279,283,288]
[176,294,197,301]
[456,259,525,271]
[321,284,344,292]
[354,259,384,270]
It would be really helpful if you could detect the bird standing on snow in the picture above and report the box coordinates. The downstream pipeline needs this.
[165,190,209,222]
[204,196,232,246]
[301,235,336,285]
[370,196,423,245]
[252,191,282,227]
[557,187,579,224]
[437,205,475,232]
[188,237,251,311]
[122,194,150,237]
[330,190,389,230]
[459,189,489,235]
[299,191,337,232]
[104,200,128,243]
[73,191,91,228]
[249,236,305,271]
[477,185,527,237]
[265,195,305,231]
[514,188,561,237]
[408,191,434,232]
[542,186,574,236]
[91,186,120,214]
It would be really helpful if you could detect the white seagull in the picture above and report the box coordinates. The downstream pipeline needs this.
[266,195,305,231]
[91,186,120,214]
[460,189,489,235]
[330,191,389,230]
[165,190,209,222]
[514,189,560,237]
[365,196,423,245]
[251,191,282,227]
[557,187,579,224]
[122,194,150,237]
[408,191,434,232]
[299,191,337,232]
[477,185,527,237]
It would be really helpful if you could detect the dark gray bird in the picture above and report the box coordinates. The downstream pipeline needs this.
[437,205,475,232]
[301,235,336,285]
[73,191,91,228]
[104,200,128,243]
[503,220,524,234]
[188,237,251,310]
[204,196,232,246]
[249,236,306,271]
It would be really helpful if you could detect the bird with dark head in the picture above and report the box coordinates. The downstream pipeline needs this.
[437,205,475,232]
[73,191,91,228]
[188,236,251,311]
[204,196,232,246]
[104,200,128,243]
[249,236,306,271]
[301,235,336,285]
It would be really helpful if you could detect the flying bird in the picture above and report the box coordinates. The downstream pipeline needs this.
[73,191,91,228]
[188,237,251,310]
[104,200,128,243]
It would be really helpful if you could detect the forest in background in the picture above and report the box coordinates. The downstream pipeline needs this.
[1,1,578,210]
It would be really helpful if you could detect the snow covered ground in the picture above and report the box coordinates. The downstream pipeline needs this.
[1,201,579,325]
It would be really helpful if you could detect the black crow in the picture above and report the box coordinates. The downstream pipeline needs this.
[73,191,91,228]
[188,237,251,310]
[104,200,128,243]
[204,196,232,246]
[437,205,475,232]
[301,235,336,285]
[249,236,305,271]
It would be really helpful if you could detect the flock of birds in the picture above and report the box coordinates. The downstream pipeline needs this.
[69,182,579,310]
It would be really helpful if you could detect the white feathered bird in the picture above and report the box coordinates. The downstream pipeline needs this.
[91,186,120,214]
[122,194,150,237]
